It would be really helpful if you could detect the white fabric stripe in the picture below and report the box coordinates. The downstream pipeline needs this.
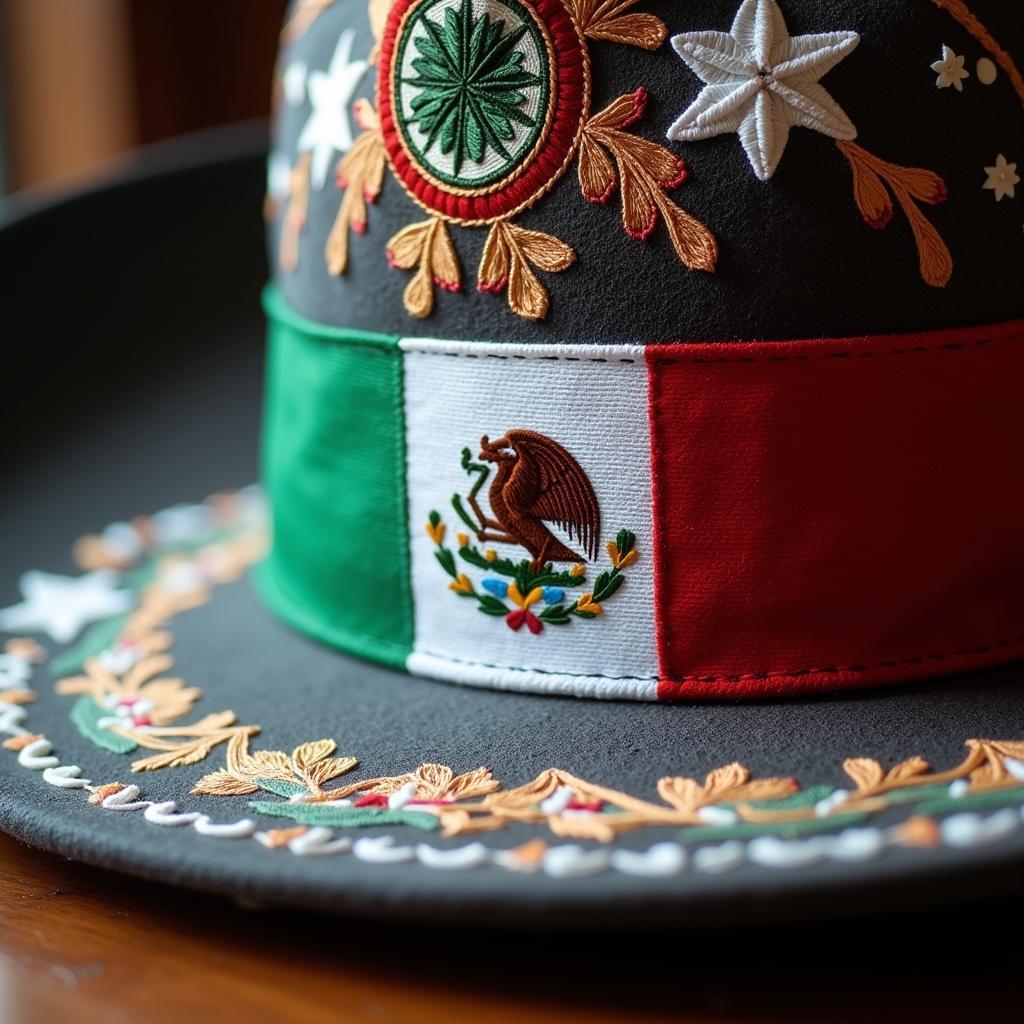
[402,338,657,699]
[398,338,646,363]
[407,652,659,701]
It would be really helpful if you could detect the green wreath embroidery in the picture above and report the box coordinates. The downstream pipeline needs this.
[395,0,551,188]
[428,491,637,639]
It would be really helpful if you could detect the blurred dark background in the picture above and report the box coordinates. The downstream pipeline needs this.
[0,0,291,483]
[0,0,287,197]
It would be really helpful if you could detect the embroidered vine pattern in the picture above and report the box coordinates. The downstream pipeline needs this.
[1,489,1023,875]
[667,0,956,288]
[275,0,718,320]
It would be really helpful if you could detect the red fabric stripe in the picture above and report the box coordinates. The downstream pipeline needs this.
[647,320,1024,700]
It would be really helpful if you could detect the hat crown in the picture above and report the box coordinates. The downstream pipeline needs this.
[269,0,1022,343]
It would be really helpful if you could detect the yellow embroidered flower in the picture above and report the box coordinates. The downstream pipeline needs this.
[577,593,603,615]
[485,548,498,562]
[606,539,639,570]
[425,519,446,545]
[508,583,544,610]
[456,532,469,548]
[570,563,586,578]
[449,573,473,595]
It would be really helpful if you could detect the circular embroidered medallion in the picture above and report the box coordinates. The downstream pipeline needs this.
[380,0,589,224]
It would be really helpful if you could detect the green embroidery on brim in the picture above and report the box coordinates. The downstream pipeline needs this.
[69,697,137,754]
[248,801,440,831]
[915,785,1024,817]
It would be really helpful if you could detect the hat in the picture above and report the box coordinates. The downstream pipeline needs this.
[1,0,1022,924]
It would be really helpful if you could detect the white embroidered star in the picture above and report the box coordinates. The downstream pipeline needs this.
[296,28,368,190]
[983,153,1019,202]
[0,570,134,644]
[282,60,308,107]
[930,45,969,91]
[667,0,859,181]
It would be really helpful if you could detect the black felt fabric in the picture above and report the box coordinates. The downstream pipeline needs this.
[2,133,1024,924]
[271,0,1024,343]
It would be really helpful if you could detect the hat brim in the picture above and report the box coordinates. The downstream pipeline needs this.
[2,134,1022,927]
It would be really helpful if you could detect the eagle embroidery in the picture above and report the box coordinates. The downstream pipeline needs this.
[426,430,638,635]
[472,431,600,571]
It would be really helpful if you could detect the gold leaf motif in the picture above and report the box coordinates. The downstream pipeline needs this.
[404,264,436,319]
[508,252,550,321]
[247,749,295,782]
[571,0,666,50]
[843,757,886,793]
[578,133,618,204]
[477,223,510,293]
[292,739,337,775]
[191,769,259,797]
[656,776,703,811]
[387,221,430,269]
[509,226,575,273]
[836,140,951,288]
[478,221,574,321]
[388,218,459,318]
[306,756,359,789]
[438,766,500,801]
[582,89,717,272]
[327,106,387,276]
[429,219,462,292]
[885,756,931,783]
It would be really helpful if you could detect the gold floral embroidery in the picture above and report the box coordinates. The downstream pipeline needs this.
[477,221,576,321]
[571,0,666,50]
[386,217,462,319]
[57,655,201,728]
[192,732,358,797]
[326,99,388,275]
[579,88,717,272]
[280,0,716,321]
[837,140,952,288]
[20,490,1023,863]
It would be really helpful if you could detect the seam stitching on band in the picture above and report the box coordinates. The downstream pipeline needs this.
[392,348,415,653]
[402,350,639,363]
[414,634,1024,685]
[397,331,1023,365]
[413,649,659,681]
[652,330,1023,366]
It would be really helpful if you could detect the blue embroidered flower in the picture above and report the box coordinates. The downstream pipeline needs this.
[482,579,509,599]
[542,587,565,605]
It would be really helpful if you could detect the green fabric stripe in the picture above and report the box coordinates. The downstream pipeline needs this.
[255,286,412,669]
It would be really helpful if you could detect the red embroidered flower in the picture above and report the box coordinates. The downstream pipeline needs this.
[504,582,544,634]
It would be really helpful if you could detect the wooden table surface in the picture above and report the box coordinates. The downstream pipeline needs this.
[0,829,1017,1024]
